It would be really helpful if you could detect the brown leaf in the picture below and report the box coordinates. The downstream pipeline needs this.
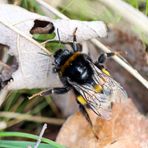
[56,99,148,148]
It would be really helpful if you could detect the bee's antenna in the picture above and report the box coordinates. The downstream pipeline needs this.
[57,28,61,45]
[73,27,78,52]
[57,28,67,49]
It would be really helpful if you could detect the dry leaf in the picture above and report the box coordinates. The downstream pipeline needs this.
[0,21,60,90]
[0,4,107,42]
[56,99,148,148]
[0,4,107,91]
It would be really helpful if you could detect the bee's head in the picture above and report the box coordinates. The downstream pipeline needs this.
[54,49,71,67]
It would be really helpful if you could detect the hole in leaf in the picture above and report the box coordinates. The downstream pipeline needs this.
[30,19,55,34]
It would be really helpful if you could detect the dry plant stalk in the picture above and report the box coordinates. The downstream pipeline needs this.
[0,111,64,126]
[34,123,47,148]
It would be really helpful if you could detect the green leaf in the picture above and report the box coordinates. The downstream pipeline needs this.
[146,0,148,16]
[32,33,56,42]
[124,0,139,8]
[45,41,64,53]
[4,91,20,111]
[20,0,44,15]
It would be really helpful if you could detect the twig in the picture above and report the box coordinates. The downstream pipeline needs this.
[91,39,148,89]
[0,89,9,106]
[34,123,47,148]
[36,0,148,89]
[7,119,24,129]
[0,111,65,125]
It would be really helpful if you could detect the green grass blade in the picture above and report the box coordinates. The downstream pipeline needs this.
[0,132,65,148]
[125,0,138,9]
[146,0,148,16]
[132,0,138,9]
[0,140,51,148]
[20,0,44,15]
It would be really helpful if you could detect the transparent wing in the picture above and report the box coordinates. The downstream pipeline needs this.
[67,62,127,120]
[91,62,128,103]
[68,80,112,119]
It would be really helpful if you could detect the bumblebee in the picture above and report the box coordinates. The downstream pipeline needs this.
[30,28,127,137]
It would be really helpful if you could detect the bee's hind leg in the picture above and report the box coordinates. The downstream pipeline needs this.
[79,104,93,126]
[79,104,99,139]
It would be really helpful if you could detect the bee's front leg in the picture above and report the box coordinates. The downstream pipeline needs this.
[95,52,116,76]
[97,52,115,64]
[29,86,71,99]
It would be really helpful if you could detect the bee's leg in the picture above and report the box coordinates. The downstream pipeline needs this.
[97,52,115,64]
[72,27,79,52]
[29,86,71,99]
[95,52,116,76]
[79,104,99,139]
[79,104,93,126]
